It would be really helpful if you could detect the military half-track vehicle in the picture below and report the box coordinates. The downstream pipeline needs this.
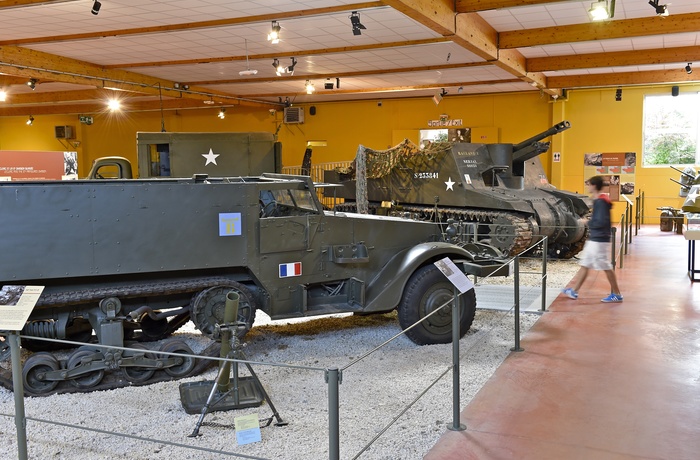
[0,173,509,395]
[325,121,591,258]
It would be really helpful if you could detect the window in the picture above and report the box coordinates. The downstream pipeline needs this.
[643,93,700,166]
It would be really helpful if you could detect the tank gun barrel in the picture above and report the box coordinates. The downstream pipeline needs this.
[670,177,691,189]
[670,165,696,180]
[513,120,571,153]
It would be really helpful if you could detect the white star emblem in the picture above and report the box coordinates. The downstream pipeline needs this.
[445,177,455,191]
[202,148,220,166]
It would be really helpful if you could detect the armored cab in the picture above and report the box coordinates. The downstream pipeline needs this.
[326,121,591,258]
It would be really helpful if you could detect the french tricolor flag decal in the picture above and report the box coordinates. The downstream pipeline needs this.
[279,262,302,278]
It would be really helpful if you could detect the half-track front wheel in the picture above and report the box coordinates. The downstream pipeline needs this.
[22,352,60,394]
[190,283,256,339]
[398,264,476,345]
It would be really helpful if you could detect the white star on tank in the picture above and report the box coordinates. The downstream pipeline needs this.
[202,148,220,166]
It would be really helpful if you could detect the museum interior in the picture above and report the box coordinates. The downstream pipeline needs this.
[1,1,700,459]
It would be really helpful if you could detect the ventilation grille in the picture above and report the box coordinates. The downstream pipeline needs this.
[284,107,304,124]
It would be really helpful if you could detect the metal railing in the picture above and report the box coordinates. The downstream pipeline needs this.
[2,239,554,460]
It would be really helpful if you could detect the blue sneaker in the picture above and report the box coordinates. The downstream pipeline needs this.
[562,288,578,300]
[601,293,623,303]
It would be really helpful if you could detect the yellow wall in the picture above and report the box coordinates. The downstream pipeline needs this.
[1,86,697,222]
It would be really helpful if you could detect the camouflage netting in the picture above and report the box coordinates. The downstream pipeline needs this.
[336,139,453,213]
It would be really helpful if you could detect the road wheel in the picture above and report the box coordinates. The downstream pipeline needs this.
[159,340,196,378]
[22,352,60,394]
[122,343,156,383]
[398,264,476,345]
[67,349,104,389]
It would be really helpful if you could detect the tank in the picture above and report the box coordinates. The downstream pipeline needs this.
[325,121,591,258]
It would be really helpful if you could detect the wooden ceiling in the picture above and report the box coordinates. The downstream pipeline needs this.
[0,0,699,116]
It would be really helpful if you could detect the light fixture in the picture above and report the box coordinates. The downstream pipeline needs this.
[649,0,668,17]
[349,11,366,36]
[325,78,334,90]
[286,57,297,76]
[26,115,34,126]
[685,63,693,75]
[239,39,258,76]
[305,80,315,94]
[272,58,285,76]
[107,98,120,111]
[433,88,448,105]
[27,78,36,90]
[615,88,622,102]
[268,21,281,44]
[336,77,340,89]
[0,91,6,102]
[588,0,615,21]
[218,108,226,119]
[91,0,101,15]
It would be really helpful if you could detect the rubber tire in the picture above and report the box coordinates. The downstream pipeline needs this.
[398,264,476,345]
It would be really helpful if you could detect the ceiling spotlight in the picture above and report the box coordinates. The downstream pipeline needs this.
[27,78,37,90]
[615,87,622,102]
[91,0,101,15]
[286,57,297,76]
[0,91,6,102]
[325,78,334,90]
[685,63,693,75]
[649,0,668,17]
[268,21,281,44]
[305,80,315,95]
[349,11,366,36]
[336,77,340,89]
[272,58,285,76]
[107,98,120,111]
[26,115,34,126]
[218,108,226,119]
[588,0,614,21]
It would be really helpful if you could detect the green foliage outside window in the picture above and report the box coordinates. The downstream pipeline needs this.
[643,94,699,166]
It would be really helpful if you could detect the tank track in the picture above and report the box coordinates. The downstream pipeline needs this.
[0,340,221,397]
[335,202,534,256]
[0,277,243,396]
[36,276,239,308]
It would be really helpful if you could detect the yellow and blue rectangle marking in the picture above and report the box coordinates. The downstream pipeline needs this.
[219,213,242,236]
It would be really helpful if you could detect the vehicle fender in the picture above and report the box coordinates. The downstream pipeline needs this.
[363,242,475,313]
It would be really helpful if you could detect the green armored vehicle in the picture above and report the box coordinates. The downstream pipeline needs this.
[1,174,508,394]
[326,122,591,258]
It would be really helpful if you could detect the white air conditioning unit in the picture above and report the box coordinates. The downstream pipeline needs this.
[55,125,75,139]
[284,107,304,124]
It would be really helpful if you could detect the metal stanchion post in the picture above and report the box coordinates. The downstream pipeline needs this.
[326,368,340,460]
[511,256,523,352]
[541,236,548,312]
[611,227,617,270]
[620,215,625,269]
[449,287,465,431]
[9,332,28,460]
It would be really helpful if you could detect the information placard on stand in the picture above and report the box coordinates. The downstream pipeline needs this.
[0,285,44,330]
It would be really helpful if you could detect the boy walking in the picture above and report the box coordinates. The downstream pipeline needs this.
[562,176,623,303]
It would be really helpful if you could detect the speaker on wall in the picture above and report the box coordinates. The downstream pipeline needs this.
[672,86,680,97]
[309,106,316,115]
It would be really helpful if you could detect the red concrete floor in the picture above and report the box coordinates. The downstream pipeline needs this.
[425,226,700,460]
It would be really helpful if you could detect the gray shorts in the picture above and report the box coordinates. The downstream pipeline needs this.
[579,240,613,271]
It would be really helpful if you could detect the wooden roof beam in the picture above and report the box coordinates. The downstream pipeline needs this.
[0,2,385,46]
[455,0,563,13]
[547,69,700,89]
[500,13,700,49]
[107,38,452,69]
[528,46,700,72]
[0,45,275,108]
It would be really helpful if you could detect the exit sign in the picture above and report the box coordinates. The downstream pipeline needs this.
[79,116,93,125]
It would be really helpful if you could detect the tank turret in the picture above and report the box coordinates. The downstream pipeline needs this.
[326,121,591,258]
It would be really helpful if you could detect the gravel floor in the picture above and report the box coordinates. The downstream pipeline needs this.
[0,258,580,460]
